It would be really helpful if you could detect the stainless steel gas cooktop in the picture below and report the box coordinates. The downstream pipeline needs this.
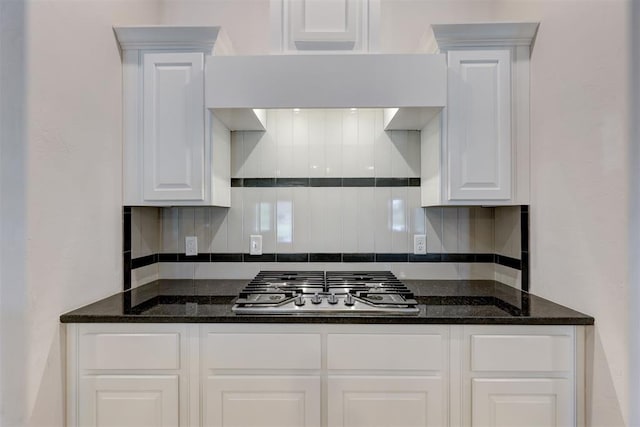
[232,271,419,315]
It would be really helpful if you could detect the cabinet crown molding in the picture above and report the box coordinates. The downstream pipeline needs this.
[113,26,220,52]
[431,22,539,50]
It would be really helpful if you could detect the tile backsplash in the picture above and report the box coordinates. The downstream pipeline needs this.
[127,109,526,287]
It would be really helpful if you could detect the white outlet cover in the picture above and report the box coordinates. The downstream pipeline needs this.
[250,235,262,255]
[414,234,427,255]
[185,236,198,256]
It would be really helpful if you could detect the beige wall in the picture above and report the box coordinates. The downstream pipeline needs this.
[8,1,160,425]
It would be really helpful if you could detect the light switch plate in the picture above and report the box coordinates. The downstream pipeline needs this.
[250,235,262,255]
[414,234,427,255]
[185,236,198,256]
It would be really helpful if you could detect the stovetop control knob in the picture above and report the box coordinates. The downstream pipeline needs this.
[344,293,355,306]
[311,293,322,304]
[294,295,305,306]
[327,293,338,305]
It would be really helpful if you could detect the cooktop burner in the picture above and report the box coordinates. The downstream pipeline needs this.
[232,271,419,315]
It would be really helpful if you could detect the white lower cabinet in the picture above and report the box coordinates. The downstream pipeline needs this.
[328,376,444,427]
[205,376,321,427]
[472,378,572,427]
[79,375,179,427]
[67,324,584,427]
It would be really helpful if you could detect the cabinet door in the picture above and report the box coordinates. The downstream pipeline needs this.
[205,376,321,427]
[79,375,179,427]
[472,378,572,427]
[447,49,511,201]
[328,376,444,427]
[143,52,205,201]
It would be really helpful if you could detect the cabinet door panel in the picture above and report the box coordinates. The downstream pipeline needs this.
[205,376,321,427]
[328,376,444,427]
[79,375,179,427]
[448,49,511,201]
[143,52,204,201]
[472,378,572,427]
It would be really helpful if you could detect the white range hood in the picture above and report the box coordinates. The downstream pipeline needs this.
[206,53,447,131]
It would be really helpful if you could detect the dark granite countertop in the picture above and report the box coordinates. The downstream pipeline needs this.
[60,279,594,325]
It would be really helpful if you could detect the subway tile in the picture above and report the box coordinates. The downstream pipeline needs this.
[325,109,343,177]
[230,178,243,187]
[242,130,262,177]
[470,207,495,253]
[131,263,159,288]
[357,108,375,177]
[324,188,343,252]
[342,109,359,178]
[178,207,195,253]
[195,262,258,280]
[357,187,375,252]
[276,109,294,176]
[442,207,458,253]
[374,187,392,252]
[123,251,131,291]
[406,131,421,177]
[374,111,392,177]
[259,188,277,253]
[230,131,244,177]
[408,187,426,236]
[161,207,179,253]
[408,253,441,262]
[242,187,261,252]
[227,188,243,253]
[308,110,327,177]
[158,253,179,262]
[194,207,213,253]
[292,187,310,253]
[159,262,195,279]
[292,108,309,177]
[391,187,409,253]
[425,207,443,253]
[389,130,409,177]
[276,187,294,254]
[260,130,278,177]
[457,207,471,252]
[178,253,211,262]
[309,188,326,253]
[341,187,358,253]
[408,178,421,187]
[210,207,228,253]
[132,254,157,269]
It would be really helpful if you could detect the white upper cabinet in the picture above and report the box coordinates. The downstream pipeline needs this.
[422,23,539,206]
[115,26,231,207]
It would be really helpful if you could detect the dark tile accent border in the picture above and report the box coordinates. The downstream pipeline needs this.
[243,253,276,262]
[309,253,342,262]
[310,177,342,187]
[210,253,243,262]
[495,255,522,270]
[343,253,375,263]
[376,253,409,262]
[131,254,157,269]
[375,178,408,187]
[276,253,310,262]
[342,178,375,187]
[178,253,211,262]
[521,205,530,292]
[132,252,524,269]
[230,177,422,188]
[158,253,179,262]
[123,207,132,291]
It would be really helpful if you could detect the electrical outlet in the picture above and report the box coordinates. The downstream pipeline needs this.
[414,234,427,255]
[250,235,262,255]
[185,236,198,256]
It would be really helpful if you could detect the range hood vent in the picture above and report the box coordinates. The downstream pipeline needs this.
[206,54,447,131]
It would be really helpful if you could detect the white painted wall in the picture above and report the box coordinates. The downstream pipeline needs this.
[0,1,161,425]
